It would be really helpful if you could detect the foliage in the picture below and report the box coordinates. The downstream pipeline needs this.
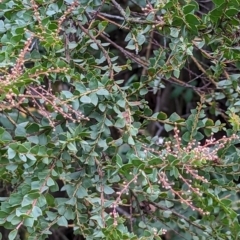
[0,0,240,239]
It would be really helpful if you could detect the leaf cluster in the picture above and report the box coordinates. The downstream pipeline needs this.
[0,0,240,239]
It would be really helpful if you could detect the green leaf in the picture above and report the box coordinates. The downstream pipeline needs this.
[98,138,107,150]
[185,14,200,26]
[0,127,5,135]
[0,20,6,33]
[89,78,98,90]
[147,67,156,76]
[212,0,224,5]
[47,177,55,187]
[117,99,125,108]
[99,103,106,112]
[57,216,68,227]
[182,132,191,142]
[139,221,146,228]
[115,118,125,128]
[89,93,98,106]
[0,211,9,218]
[164,124,174,132]
[140,88,148,95]
[8,148,16,159]
[72,99,80,111]
[6,164,18,172]
[66,197,76,206]
[183,4,196,14]
[76,186,88,198]
[80,95,91,103]
[163,210,172,218]
[210,4,225,21]
[96,89,109,95]
[10,35,23,45]
[170,28,180,38]
[115,154,123,167]
[137,34,146,45]
[169,112,181,121]
[225,8,238,17]
[68,42,78,49]
[104,118,113,126]
[75,83,87,93]
[90,43,99,50]
[98,21,108,31]
[18,144,28,153]
[0,130,12,142]
[19,153,27,162]
[24,217,34,227]
[8,230,18,240]
[62,91,73,98]
[128,136,135,145]
[173,69,180,78]
[103,185,114,194]
[172,16,184,26]
[67,142,77,152]
[27,136,39,144]
[157,112,168,120]
[32,206,42,219]
[15,122,28,137]
[172,166,179,178]
[194,131,204,141]
[126,44,136,50]
[205,119,214,126]
[26,123,40,133]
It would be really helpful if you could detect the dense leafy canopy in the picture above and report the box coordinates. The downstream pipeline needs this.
[0,0,240,239]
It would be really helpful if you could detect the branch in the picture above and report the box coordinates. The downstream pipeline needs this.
[110,0,165,26]
[76,23,114,79]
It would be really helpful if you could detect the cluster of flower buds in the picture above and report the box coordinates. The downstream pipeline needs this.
[0,37,34,86]
[23,85,89,128]
[142,125,239,215]
[57,0,79,35]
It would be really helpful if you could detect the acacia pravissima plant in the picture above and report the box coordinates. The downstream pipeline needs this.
[0,0,240,239]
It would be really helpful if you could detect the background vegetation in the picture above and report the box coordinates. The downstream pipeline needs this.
[0,0,240,239]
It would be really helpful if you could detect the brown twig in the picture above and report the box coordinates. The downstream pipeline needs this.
[76,23,114,79]
[191,55,217,87]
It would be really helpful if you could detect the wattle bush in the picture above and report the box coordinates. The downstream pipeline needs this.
[0,0,240,239]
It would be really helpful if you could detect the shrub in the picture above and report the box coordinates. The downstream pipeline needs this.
[0,0,240,239]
